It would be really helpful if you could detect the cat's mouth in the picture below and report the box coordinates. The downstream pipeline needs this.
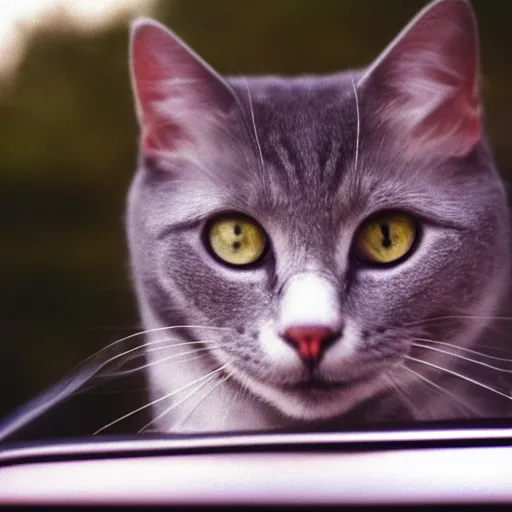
[282,377,360,393]
[276,365,385,395]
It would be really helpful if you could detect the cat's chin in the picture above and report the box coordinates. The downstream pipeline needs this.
[237,369,387,421]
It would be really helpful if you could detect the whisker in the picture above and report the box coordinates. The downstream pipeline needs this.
[138,373,222,434]
[81,325,234,367]
[171,374,231,432]
[92,364,229,435]
[383,374,419,416]
[219,380,238,429]
[84,340,219,384]
[103,339,217,371]
[144,339,217,354]
[411,342,512,373]
[403,314,512,328]
[0,329,227,441]
[350,74,360,174]
[413,338,512,364]
[400,364,480,416]
[405,355,512,401]
[81,386,153,395]
[245,78,265,172]
[100,349,213,379]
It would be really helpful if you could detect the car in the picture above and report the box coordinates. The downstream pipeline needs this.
[0,414,511,507]
[1,0,511,508]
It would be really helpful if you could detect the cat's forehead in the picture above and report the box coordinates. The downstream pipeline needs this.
[231,74,359,178]
[228,74,362,215]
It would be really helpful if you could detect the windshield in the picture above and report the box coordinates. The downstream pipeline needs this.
[1,0,511,444]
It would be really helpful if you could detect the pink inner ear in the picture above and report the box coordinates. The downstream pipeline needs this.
[412,81,481,155]
[131,25,184,153]
[130,21,235,158]
[141,124,187,153]
[362,0,482,157]
[132,32,165,112]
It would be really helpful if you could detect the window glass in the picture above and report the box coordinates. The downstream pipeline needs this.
[1,0,511,443]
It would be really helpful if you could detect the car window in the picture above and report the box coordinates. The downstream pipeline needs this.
[1,0,511,445]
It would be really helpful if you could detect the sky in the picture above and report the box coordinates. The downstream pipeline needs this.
[0,0,155,76]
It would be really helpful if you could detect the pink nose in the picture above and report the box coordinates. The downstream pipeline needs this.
[283,325,339,366]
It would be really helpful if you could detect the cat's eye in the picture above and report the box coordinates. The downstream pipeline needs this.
[206,214,267,266]
[353,212,417,265]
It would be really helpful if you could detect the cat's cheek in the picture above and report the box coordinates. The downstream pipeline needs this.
[349,227,465,318]
[317,320,364,376]
[157,234,272,325]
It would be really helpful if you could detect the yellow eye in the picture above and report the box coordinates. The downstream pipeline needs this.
[354,212,417,264]
[207,214,267,266]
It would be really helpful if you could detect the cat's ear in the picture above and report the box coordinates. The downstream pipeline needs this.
[359,0,481,158]
[130,18,236,157]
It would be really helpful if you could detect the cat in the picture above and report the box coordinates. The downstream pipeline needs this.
[126,0,512,434]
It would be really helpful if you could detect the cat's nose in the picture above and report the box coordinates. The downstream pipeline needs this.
[283,325,340,367]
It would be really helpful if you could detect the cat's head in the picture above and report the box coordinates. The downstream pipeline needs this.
[126,0,510,422]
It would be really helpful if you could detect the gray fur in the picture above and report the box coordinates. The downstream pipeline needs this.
[126,0,511,432]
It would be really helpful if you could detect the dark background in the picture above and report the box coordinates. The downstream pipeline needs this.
[1,0,511,438]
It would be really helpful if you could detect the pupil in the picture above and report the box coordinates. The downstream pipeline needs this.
[233,224,242,236]
[380,223,392,248]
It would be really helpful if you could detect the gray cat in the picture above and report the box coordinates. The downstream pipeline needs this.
[126,0,512,433]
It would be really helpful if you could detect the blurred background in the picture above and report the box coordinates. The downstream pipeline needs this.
[1,0,511,438]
